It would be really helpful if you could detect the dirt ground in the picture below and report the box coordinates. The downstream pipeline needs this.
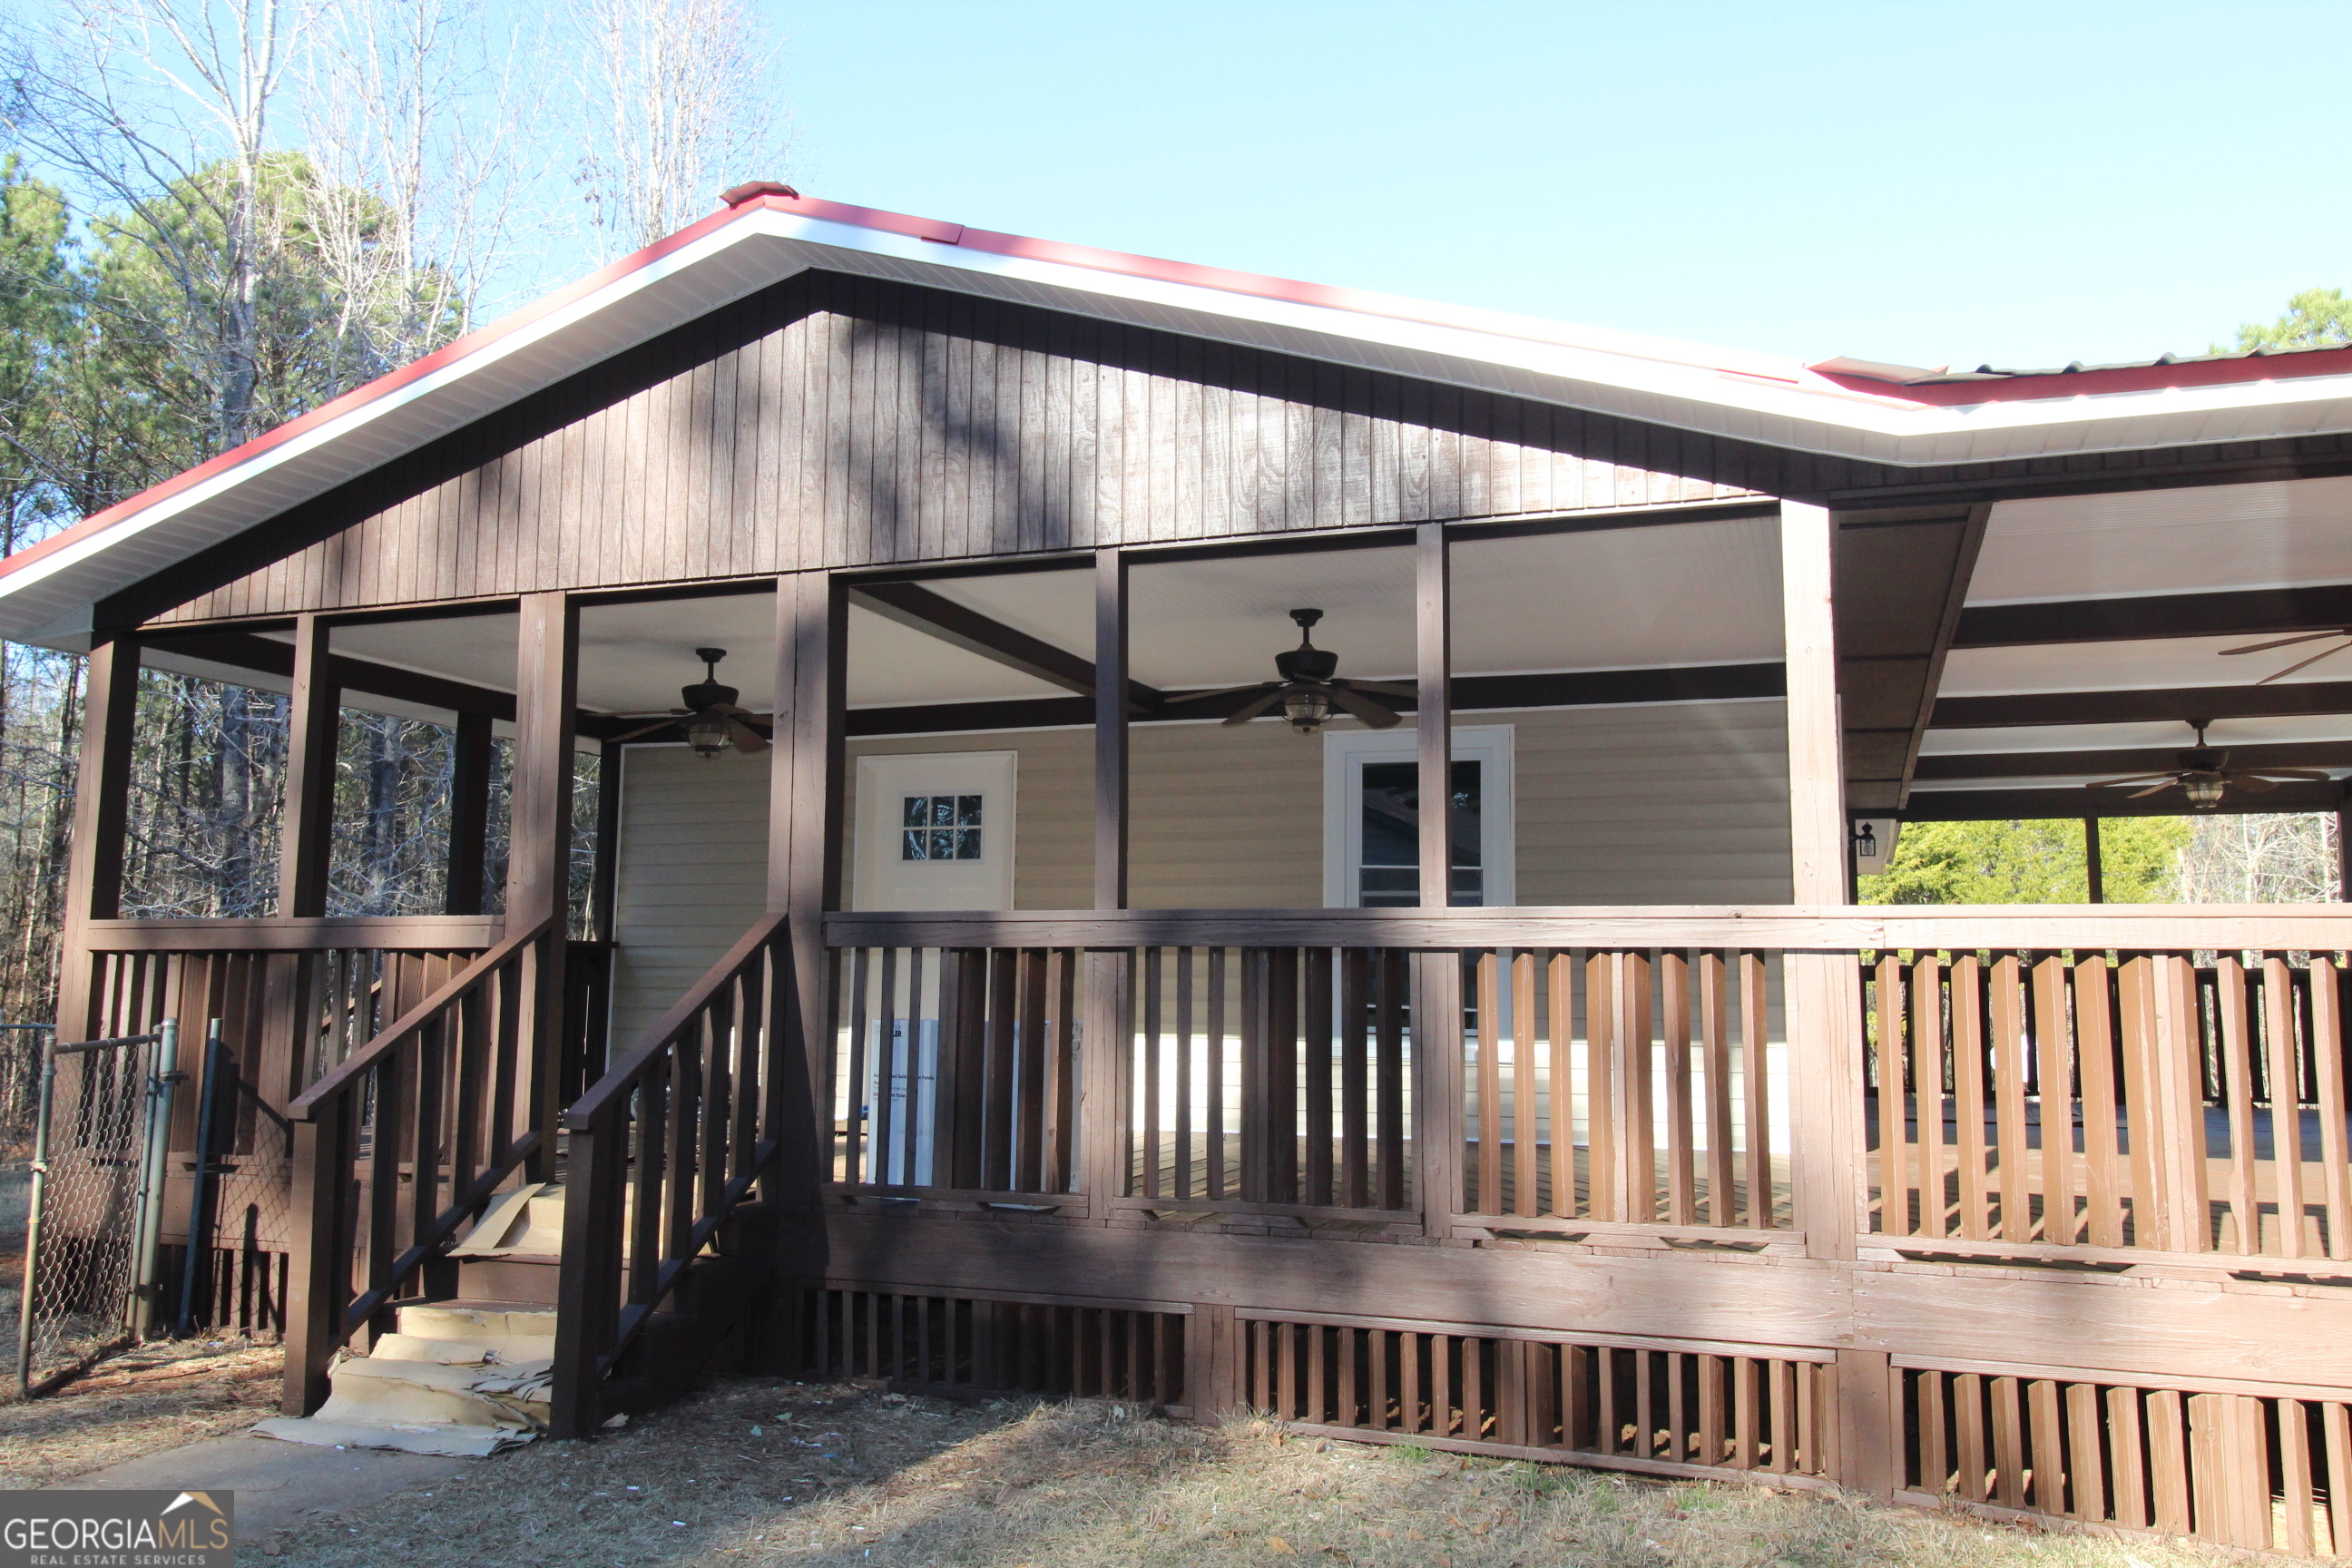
[246,1378,2240,1568]
[0,1163,281,1486]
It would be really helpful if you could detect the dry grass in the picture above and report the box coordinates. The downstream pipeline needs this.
[0,1280,281,1486]
[256,1377,2247,1568]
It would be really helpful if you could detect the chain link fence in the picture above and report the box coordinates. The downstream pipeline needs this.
[13,1023,177,1396]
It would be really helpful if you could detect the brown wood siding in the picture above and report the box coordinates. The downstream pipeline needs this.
[117,270,2352,631]
[133,274,1759,625]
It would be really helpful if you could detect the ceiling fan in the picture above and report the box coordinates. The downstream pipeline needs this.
[612,647,771,759]
[1169,609,1413,734]
[2086,720,2327,809]
[2220,627,2352,685]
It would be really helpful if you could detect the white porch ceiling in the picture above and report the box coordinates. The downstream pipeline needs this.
[1969,475,2352,605]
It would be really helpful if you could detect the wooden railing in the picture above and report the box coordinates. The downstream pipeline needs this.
[281,917,556,1413]
[550,912,794,1438]
[1461,947,1787,1230]
[1866,946,2352,1265]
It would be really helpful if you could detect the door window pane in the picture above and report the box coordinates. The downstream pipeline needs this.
[901,795,985,861]
[1357,760,1481,906]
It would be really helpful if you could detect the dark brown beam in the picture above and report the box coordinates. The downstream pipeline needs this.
[849,581,1165,710]
[1955,585,2352,649]
[142,628,640,740]
[1916,740,2352,782]
[1903,781,2345,821]
[1933,680,2352,730]
[838,662,1787,739]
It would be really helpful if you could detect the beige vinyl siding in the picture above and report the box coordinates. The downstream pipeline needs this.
[1513,700,1792,905]
[607,701,1794,1034]
[838,701,1790,909]
[608,745,771,1046]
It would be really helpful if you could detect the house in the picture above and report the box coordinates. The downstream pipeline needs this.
[11,181,2352,1545]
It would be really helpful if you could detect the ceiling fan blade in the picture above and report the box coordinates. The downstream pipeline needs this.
[1220,689,1290,726]
[2241,767,2333,781]
[724,717,770,754]
[2126,779,2183,799]
[1325,684,1404,729]
[1168,682,1279,704]
[610,720,677,742]
[2227,773,2279,793]
[2257,641,2352,685]
[2221,630,2344,656]
[1336,680,1416,698]
[2086,771,2180,788]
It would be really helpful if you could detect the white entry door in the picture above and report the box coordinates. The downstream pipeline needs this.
[852,751,1018,911]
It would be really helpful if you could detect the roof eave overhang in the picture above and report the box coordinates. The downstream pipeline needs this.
[13,199,2352,650]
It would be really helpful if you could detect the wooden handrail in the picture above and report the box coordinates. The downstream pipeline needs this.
[552,910,795,1438]
[289,916,550,1120]
[827,904,2352,953]
[86,915,505,953]
[563,910,789,1130]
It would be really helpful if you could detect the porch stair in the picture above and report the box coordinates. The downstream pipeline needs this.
[251,1302,555,1457]
[260,1182,783,1454]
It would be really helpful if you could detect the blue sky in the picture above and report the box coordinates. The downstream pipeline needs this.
[777,1,2346,371]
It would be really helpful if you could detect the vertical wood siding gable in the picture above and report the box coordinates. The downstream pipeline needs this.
[150,274,1761,622]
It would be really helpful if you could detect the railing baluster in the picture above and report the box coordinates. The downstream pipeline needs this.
[844,947,872,1187]
[1208,947,1229,1201]
[983,949,1015,1191]
[1049,948,1077,1193]
[1016,949,1047,1192]
[1952,956,1990,1239]
[2312,961,2352,1259]
[2263,958,2305,1260]
[1142,946,1163,1199]
[2031,956,2077,1246]
[1475,951,1501,1213]
[1177,947,1199,1202]
[1989,954,2030,1244]
[1740,952,1772,1230]
[1661,951,1693,1227]
[872,947,900,1188]
[1304,946,1333,1208]
[1339,948,1367,1210]
[2217,956,2259,1253]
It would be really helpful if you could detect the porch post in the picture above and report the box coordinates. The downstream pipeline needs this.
[279,614,340,918]
[1080,549,1136,1214]
[772,569,845,1048]
[2085,818,2106,904]
[1778,500,1886,1494]
[1093,548,1129,911]
[444,710,494,916]
[1415,523,1452,907]
[1412,522,1463,1236]
[507,593,578,1181]
[54,633,141,1040]
[753,570,843,1368]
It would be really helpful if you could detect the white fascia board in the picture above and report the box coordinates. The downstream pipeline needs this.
[0,217,810,644]
[742,211,2352,467]
[20,203,2352,652]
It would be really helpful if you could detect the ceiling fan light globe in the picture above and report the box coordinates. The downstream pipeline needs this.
[1282,688,1333,733]
[684,713,734,760]
[2183,774,2227,808]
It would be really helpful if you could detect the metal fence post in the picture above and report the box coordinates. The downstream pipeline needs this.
[175,1019,225,1338]
[132,1019,179,1338]
[14,1034,58,1395]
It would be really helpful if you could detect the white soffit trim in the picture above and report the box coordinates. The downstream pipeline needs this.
[16,204,2352,648]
